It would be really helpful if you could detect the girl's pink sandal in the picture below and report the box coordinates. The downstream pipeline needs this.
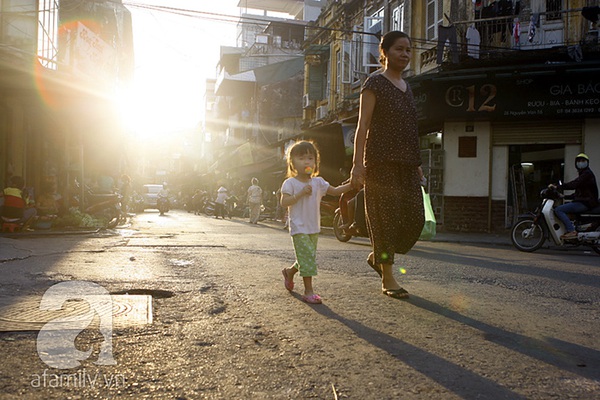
[302,294,322,304]
[281,269,294,291]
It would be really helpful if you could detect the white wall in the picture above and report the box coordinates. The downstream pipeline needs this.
[492,146,508,200]
[564,144,581,184]
[584,119,600,176]
[443,122,491,197]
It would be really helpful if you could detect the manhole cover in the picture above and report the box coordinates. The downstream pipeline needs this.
[0,295,152,332]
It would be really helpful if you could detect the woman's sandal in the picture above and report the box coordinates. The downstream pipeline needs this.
[382,287,409,299]
[367,253,383,278]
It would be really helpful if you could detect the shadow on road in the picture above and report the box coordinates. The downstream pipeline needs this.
[407,295,600,381]
[307,300,527,399]
[409,247,600,289]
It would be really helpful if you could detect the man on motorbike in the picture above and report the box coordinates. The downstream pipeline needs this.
[549,153,598,240]
[157,182,170,215]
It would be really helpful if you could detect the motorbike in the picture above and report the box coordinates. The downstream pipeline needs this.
[511,186,600,255]
[333,189,369,242]
[157,194,170,216]
[72,183,123,228]
[203,199,216,216]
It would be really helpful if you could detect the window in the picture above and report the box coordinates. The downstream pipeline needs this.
[546,0,562,21]
[426,0,443,41]
[38,0,59,69]
[336,48,342,93]
[363,8,384,70]
[341,40,351,84]
[458,137,477,158]
[392,4,404,32]
[1,0,38,56]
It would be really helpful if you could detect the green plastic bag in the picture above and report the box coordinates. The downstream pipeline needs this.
[419,187,436,240]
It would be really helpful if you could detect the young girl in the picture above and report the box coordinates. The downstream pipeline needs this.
[280,141,352,304]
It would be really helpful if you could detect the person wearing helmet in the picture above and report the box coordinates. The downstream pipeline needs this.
[549,153,598,240]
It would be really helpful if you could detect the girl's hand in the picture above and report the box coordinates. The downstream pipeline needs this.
[302,185,313,196]
[350,164,365,189]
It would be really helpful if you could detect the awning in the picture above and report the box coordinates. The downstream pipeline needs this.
[227,155,285,179]
[208,142,256,173]
[237,0,304,16]
[215,69,256,96]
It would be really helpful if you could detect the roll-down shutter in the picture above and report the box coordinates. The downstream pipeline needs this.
[492,121,582,145]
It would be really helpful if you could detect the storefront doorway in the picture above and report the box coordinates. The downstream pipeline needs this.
[508,144,565,215]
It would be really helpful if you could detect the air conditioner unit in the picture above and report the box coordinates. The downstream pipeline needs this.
[316,105,328,120]
[302,94,314,109]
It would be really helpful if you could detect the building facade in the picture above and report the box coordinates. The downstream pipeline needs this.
[205,1,326,194]
[301,0,600,232]
[0,0,133,208]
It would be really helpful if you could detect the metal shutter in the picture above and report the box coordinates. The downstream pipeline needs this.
[492,121,582,145]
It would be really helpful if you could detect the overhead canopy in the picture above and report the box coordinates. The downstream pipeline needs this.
[215,69,256,96]
[237,0,304,16]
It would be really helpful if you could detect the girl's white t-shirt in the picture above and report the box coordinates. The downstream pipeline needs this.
[281,176,330,235]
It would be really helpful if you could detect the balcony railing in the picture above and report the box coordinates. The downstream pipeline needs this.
[422,7,598,70]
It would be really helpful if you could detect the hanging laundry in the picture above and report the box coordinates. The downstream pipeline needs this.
[568,45,583,62]
[528,14,540,43]
[437,25,459,64]
[513,18,520,47]
[466,25,481,59]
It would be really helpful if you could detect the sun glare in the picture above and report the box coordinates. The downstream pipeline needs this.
[116,76,201,141]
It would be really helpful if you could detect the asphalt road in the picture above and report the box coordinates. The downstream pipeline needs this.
[0,209,598,399]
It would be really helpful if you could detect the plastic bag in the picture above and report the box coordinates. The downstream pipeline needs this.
[419,187,436,240]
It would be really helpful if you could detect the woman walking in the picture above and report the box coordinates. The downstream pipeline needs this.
[350,31,424,299]
[247,177,263,224]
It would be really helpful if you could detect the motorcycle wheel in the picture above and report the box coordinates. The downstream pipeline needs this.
[591,226,600,255]
[105,210,120,229]
[333,212,352,242]
[511,218,546,252]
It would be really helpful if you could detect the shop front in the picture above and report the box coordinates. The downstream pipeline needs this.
[411,65,600,232]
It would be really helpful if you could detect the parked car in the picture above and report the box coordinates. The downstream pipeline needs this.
[142,184,163,210]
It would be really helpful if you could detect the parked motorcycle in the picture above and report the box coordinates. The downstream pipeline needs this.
[72,183,122,228]
[203,199,216,216]
[511,186,600,255]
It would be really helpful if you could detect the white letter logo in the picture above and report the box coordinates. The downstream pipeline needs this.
[36,281,116,369]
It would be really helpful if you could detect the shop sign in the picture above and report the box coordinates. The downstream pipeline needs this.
[414,70,600,123]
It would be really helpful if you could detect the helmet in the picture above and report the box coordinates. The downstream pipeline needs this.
[575,153,589,170]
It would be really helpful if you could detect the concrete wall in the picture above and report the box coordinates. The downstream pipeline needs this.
[584,119,600,176]
[492,146,508,200]
[443,121,491,197]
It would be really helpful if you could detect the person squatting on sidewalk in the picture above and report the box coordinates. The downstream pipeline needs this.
[280,140,352,304]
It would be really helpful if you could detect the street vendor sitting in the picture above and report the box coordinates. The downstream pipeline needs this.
[0,175,37,230]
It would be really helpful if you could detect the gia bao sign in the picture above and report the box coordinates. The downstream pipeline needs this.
[412,70,600,125]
